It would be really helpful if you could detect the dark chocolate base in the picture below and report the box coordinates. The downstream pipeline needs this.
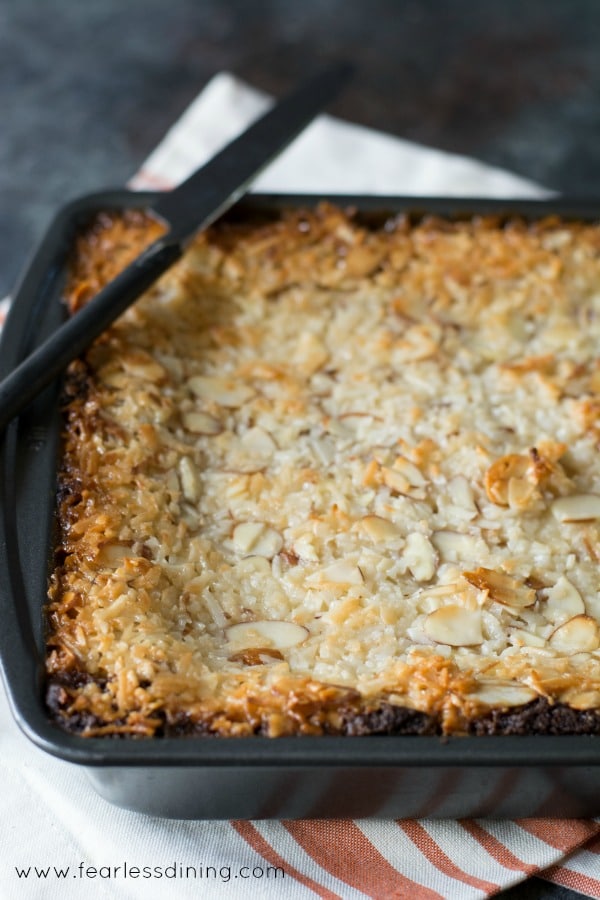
[468,697,600,736]
[46,675,600,738]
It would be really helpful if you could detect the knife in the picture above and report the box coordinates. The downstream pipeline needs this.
[0,62,353,431]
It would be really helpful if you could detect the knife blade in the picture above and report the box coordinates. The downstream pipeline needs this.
[0,62,353,431]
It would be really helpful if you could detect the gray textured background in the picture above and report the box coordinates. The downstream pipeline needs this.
[3,2,600,896]
[3,0,600,300]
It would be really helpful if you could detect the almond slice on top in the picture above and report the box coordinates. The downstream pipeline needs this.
[463,567,536,609]
[423,606,483,646]
[232,522,283,559]
[543,576,585,624]
[469,680,538,707]
[226,620,308,650]
[360,515,401,542]
[552,494,600,523]
[404,532,437,582]
[187,375,255,407]
[549,615,600,654]
[307,561,364,586]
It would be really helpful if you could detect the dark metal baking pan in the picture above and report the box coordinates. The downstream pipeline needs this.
[2,189,600,819]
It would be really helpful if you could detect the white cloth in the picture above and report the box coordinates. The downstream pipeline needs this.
[130,72,550,198]
[1,73,559,900]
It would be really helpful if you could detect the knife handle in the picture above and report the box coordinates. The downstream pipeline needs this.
[0,237,182,432]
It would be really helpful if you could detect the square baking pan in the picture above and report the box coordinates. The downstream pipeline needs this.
[2,189,600,820]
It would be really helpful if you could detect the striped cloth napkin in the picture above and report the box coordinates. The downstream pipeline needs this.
[2,72,600,900]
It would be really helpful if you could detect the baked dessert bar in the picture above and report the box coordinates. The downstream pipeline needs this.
[46,203,600,737]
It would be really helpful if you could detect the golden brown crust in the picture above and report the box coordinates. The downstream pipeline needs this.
[46,204,600,737]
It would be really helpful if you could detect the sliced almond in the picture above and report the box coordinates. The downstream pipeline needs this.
[228,648,284,665]
[509,628,547,649]
[232,522,265,553]
[291,534,319,562]
[232,522,283,559]
[251,528,284,559]
[404,533,437,582]
[549,615,600,653]
[468,680,538,707]
[178,456,201,502]
[307,560,364,586]
[447,475,478,515]
[234,556,272,576]
[566,690,600,710]
[381,466,411,494]
[182,411,223,435]
[507,476,537,508]
[463,567,536,609]
[543,576,585,624]
[420,582,464,600]
[225,620,308,649]
[241,426,277,457]
[362,458,381,488]
[188,375,255,407]
[185,574,209,594]
[121,349,166,383]
[432,530,478,560]
[551,494,600,523]
[360,515,401,542]
[392,455,427,487]
[423,606,483,646]
[97,543,132,567]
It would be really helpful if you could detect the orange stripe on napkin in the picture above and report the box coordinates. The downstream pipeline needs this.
[541,863,600,899]
[398,820,499,894]
[232,820,341,900]
[283,819,443,900]
[516,819,600,852]
[459,820,535,873]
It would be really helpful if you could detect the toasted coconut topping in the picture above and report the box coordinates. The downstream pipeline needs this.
[47,206,600,737]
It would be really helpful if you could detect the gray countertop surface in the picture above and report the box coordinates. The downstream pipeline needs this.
[3,0,600,300]
[3,2,600,897]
